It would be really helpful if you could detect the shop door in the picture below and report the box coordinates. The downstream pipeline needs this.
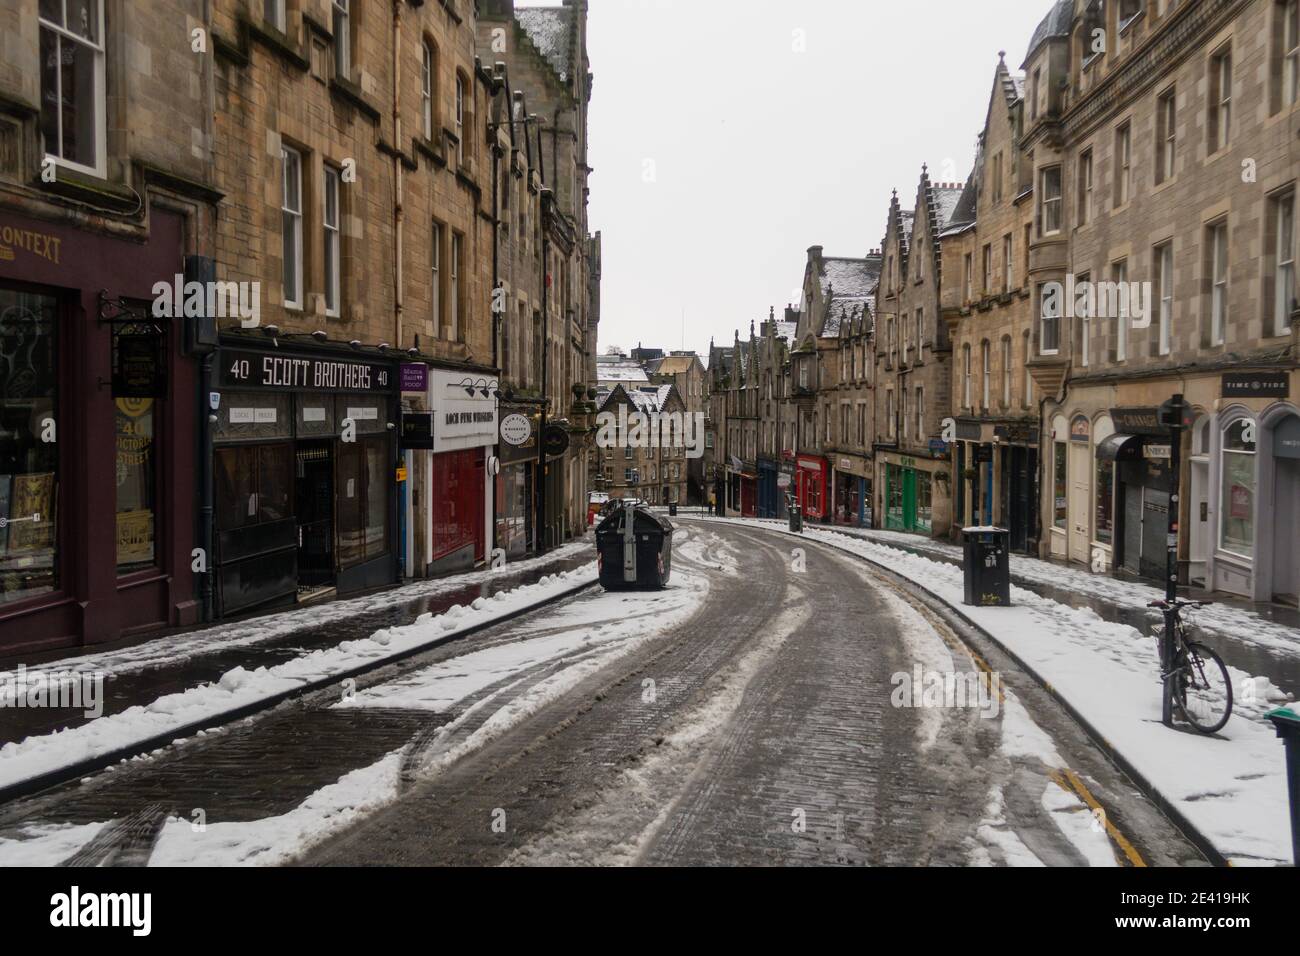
[1121,466,1142,576]
[1068,442,1091,565]
[1140,488,1170,581]
[903,468,917,533]
[295,442,335,587]
[1008,447,1030,552]
[1189,457,1210,587]
[1273,456,1300,605]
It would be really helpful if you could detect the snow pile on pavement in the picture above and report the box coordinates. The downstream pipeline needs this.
[0,565,597,795]
[840,525,1300,659]
[708,517,1296,865]
[0,541,592,684]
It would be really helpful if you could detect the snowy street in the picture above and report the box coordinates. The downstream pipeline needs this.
[0,522,1210,866]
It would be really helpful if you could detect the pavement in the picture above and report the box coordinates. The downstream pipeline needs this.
[0,542,595,749]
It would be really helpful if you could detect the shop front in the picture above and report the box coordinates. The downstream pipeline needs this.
[212,339,399,615]
[777,458,794,519]
[1094,407,1173,583]
[995,424,1039,554]
[832,453,872,528]
[420,368,497,576]
[795,455,828,522]
[0,208,200,654]
[757,457,779,518]
[496,406,539,559]
[876,449,949,537]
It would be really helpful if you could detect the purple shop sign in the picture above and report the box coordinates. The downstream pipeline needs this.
[400,363,428,393]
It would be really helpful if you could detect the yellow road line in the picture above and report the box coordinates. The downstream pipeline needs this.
[869,568,1147,867]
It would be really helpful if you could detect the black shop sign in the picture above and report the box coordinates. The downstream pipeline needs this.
[1110,407,1168,437]
[400,412,434,450]
[220,348,396,393]
[1222,372,1289,400]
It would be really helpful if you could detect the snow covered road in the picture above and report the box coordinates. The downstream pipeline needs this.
[0,522,1206,866]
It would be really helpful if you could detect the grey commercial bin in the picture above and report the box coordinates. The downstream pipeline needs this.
[596,503,674,591]
[962,527,1011,607]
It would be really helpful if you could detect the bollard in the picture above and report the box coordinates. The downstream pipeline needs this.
[1266,707,1300,866]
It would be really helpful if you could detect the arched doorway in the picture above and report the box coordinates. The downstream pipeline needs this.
[1270,413,1300,605]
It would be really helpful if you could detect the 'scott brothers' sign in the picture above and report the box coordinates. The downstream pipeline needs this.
[220,349,395,393]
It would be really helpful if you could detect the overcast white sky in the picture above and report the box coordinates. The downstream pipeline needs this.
[546,0,1057,361]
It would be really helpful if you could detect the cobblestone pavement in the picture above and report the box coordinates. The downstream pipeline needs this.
[0,547,593,748]
[0,521,1206,866]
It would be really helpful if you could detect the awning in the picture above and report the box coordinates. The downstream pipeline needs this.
[1096,433,1143,462]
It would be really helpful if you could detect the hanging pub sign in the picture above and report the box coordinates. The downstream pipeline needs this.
[1069,416,1091,443]
[543,424,571,459]
[112,325,167,398]
[219,348,395,393]
[1222,372,1289,400]
[400,412,434,450]
[399,363,428,393]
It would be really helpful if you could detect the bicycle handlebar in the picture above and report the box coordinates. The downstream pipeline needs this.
[1147,599,1215,610]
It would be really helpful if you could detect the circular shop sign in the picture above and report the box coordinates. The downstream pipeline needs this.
[543,424,571,458]
[501,413,533,446]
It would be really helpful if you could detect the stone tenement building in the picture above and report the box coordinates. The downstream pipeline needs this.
[1020,0,1298,602]
[942,54,1042,556]
[480,0,597,550]
[0,0,600,655]
[0,0,220,653]
[595,382,689,508]
[709,0,1298,606]
[874,174,968,539]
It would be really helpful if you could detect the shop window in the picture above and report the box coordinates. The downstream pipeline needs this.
[39,0,106,176]
[0,289,59,606]
[114,398,158,574]
[215,443,292,532]
[1095,458,1115,545]
[1220,419,1256,557]
[916,472,932,533]
[1053,442,1068,530]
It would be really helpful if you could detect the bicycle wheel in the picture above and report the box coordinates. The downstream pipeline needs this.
[1173,641,1233,735]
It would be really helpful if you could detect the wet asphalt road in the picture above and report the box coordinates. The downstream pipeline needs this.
[0,521,1205,866]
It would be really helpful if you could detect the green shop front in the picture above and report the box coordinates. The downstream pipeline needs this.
[878,448,950,537]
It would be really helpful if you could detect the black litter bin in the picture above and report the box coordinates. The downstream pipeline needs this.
[787,496,803,533]
[669,503,678,517]
[1266,708,1300,865]
[962,527,1011,607]
[596,502,674,591]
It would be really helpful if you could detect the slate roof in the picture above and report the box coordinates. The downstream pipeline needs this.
[517,6,575,84]
[1024,0,1074,64]
[598,362,650,385]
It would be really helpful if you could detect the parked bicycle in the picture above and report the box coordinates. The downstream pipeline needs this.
[1148,599,1233,734]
